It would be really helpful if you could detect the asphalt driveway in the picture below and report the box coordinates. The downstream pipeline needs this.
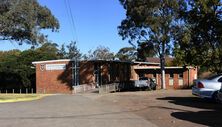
[0,94,157,127]
[97,90,222,127]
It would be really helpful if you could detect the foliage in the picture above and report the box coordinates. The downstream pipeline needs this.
[83,46,114,60]
[137,42,157,61]
[118,0,186,56]
[118,0,186,88]
[0,0,59,45]
[0,42,60,89]
[36,42,59,60]
[174,0,222,73]
[66,41,82,59]
[57,41,82,59]
[115,47,137,61]
[57,44,66,59]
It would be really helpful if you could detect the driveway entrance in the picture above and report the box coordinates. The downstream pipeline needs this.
[0,94,156,127]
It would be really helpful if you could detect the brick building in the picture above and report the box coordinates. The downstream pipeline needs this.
[32,59,131,94]
[32,59,197,94]
[131,62,197,89]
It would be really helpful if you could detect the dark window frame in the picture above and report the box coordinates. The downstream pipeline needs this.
[178,73,183,79]
[170,73,174,78]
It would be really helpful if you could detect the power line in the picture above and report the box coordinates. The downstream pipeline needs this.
[64,0,75,42]
[64,0,79,44]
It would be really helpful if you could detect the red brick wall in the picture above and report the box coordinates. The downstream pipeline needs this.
[132,67,197,89]
[35,60,132,94]
[36,61,72,94]
[79,61,95,85]
[101,63,110,84]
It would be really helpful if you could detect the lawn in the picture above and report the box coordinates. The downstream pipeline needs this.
[0,94,49,103]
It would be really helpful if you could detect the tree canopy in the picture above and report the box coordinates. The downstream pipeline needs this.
[0,0,59,45]
[58,41,82,59]
[0,42,60,89]
[66,41,82,59]
[83,46,114,60]
[137,41,157,61]
[115,47,137,61]
[118,0,186,89]
[174,0,222,73]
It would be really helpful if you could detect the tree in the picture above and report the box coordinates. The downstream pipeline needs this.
[137,41,157,61]
[174,0,222,73]
[0,50,22,88]
[84,46,114,60]
[0,43,61,89]
[0,0,59,45]
[57,44,67,59]
[36,42,59,60]
[115,47,137,61]
[118,0,186,89]
[0,49,21,62]
[66,41,82,59]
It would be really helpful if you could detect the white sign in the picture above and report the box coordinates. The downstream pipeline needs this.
[46,64,66,70]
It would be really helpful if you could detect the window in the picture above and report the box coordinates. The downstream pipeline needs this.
[218,77,222,82]
[170,73,174,78]
[179,73,183,79]
[153,73,156,78]
[207,74,222,80]
[169,73,174,86]
[139,72,144,78]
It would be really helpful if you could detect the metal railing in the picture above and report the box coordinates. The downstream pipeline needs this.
[0,88,35,94]
[99,83,119,94]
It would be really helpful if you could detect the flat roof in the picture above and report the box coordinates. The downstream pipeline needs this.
[32,59,71,64]
[134,66,195,70]
[133,61,160,65]
[32,59,132,64]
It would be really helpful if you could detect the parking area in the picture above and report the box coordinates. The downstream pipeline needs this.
[0,94,156,127]
[0,90,221,127]
[97,90,222,127]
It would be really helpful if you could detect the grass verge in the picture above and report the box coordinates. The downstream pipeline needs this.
[0,94,50,103]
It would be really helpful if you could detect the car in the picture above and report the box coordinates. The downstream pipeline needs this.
[134,77,157,90]
[192,74,222,100]
[217,86,222,103]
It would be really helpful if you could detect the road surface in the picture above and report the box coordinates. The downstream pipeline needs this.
[0,94,157,127]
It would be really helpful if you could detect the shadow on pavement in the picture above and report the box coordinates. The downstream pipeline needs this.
[157,96,222,127]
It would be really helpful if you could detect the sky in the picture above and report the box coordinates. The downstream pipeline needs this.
[0,0,131,54]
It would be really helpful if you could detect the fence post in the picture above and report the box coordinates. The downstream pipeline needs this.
[31,88,33,94]
[26,88,28,94]
[20,89,22,94]
[12,89,14,94]
[6,89,7,94]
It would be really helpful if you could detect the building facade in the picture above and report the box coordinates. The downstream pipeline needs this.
[32,59,131,94]
[33,59,197,94]
[131,62,197,89]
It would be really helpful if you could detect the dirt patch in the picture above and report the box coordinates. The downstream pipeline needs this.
[97,90,222,127]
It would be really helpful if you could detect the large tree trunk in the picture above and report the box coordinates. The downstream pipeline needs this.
[160,54,166,89]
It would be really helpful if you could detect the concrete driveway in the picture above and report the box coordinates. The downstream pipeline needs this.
[0,94,157,127]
